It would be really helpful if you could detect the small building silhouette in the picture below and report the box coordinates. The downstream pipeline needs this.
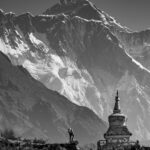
[97,91,135,150]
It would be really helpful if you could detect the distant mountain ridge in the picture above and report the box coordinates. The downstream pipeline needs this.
[0,0,150,144]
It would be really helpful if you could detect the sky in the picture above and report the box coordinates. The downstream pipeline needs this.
[0,0,150,31]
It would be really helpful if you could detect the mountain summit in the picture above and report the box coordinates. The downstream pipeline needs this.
[43,0,101,20]
[0,0,150,144]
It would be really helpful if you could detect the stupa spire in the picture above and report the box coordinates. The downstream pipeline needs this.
[113,90,121,114]
[102,90,132,148]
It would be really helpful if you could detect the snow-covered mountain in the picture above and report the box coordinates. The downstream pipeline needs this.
[0,0,150,144]
[0,51,106,145]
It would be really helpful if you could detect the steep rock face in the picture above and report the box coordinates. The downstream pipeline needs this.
[0,0,150,143]
[0,51,106,145]
[113,29,150,71]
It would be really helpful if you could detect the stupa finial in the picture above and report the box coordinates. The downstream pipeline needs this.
[113,90,121,114]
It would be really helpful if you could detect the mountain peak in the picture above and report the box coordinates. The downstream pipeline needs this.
[43,0,102,20]
[42,0,127,30]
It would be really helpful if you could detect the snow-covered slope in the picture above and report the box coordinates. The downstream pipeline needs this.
[0,51,106,145]
[113,29,150,71]
[1,0,150,144]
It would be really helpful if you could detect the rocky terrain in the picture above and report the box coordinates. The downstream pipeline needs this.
[0,137,79,150]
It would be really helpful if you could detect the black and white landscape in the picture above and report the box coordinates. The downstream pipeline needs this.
[0,0,150,146]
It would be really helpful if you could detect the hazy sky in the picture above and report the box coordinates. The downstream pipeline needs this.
[0,0,150,31]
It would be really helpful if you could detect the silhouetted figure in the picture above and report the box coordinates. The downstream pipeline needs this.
[135,140,141,150]
[68,128,74,143]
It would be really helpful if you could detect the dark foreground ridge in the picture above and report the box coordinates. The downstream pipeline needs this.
[0,137,79,150]
[0,137,150,150]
